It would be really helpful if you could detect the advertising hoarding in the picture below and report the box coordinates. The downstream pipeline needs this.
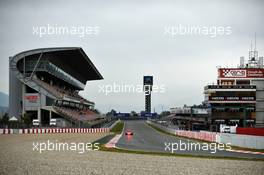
[218,68,264,78]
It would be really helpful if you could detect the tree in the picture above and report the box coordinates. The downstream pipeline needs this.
[130,111,138,117]
[1,113,9,126]
[106,109,117,117]
[160,111,171,117]
[22,113,32,127]
[110,109,116,114]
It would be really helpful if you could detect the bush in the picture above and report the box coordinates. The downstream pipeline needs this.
[1,113,9,125]
[22,113,32,127]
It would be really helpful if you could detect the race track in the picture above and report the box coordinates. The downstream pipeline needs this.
[116,120,264,159]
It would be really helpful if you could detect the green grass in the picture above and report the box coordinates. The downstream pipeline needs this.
[110,121,124,134]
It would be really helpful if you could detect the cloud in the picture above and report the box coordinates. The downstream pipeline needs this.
[0,0,263,113]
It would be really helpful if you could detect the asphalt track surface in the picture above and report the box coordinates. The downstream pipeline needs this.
[116,120,264,159]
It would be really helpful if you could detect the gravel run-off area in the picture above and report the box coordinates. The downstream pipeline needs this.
[0,133,263,175]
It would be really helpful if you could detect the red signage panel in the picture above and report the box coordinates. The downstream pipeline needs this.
[218,68,264,78]
[25,95,39,102]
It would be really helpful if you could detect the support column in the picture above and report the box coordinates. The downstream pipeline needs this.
[22,83,26,116]
[37,107,41,124]
[49,110,52,121]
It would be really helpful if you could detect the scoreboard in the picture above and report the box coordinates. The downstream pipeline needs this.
[143,76,153,113]
[143,76,153,85]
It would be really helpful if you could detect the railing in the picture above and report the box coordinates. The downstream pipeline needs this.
[33,77,90,103]
[24,60,84,89]
[53,106,102,122]
[204,85,256,90]
[33,77,64,99]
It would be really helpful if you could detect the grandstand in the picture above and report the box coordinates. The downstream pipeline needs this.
[9,47,105,127]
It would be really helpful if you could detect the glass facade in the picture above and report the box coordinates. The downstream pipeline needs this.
[23,60,84,89]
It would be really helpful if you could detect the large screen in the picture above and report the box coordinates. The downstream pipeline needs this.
[143,76,153,85]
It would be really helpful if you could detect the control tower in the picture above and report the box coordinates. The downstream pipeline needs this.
[143,76,153,113]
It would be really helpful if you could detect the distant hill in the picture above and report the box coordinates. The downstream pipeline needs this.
[0,92,8,107]
[0,106,8,113]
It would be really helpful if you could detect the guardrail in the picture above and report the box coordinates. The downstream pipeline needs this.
[147,120,216,142]
[0,128,110,134]
[0,120,120,135]
[147,120,264,149]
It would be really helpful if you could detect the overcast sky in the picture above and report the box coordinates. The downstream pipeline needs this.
[0,0,263,113]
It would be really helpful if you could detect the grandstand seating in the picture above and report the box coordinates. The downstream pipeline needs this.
[33,77,87,102]
[53,106,100,122]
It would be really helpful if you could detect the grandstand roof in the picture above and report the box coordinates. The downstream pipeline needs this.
[13,47,103,84]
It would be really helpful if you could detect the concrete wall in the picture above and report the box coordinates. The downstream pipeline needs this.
[147,120,264,149]
[146,120,176,135]
[9,57,22,119]
[147,120,216,142]
[217,133,264,149]
[252,79,264,127]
